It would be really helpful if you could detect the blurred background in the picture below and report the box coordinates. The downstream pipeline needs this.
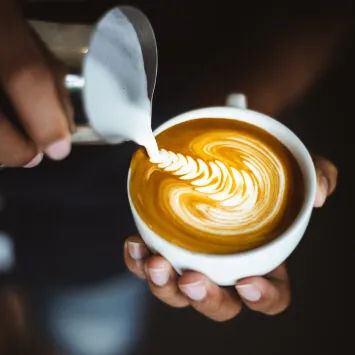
[0,1,353,354]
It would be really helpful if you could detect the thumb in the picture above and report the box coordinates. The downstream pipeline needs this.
[313,155,338,208]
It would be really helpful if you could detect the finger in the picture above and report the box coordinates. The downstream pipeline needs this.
[124,236,150,280]
[178,272,242,321]
[30,27,75,132]
[0,1,71,160]
[0,111,42,167]
[50,59,75,133]
[144,256,189,308]
[314,156,338,207]
[236,264,290,315]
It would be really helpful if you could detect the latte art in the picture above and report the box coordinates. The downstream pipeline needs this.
[150,133,286,237]
[130,118,304,254]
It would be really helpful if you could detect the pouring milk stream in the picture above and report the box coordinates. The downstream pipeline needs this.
[82,7,161,161]
[83,7,255,187]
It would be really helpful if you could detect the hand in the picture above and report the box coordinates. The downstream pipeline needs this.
[0,0,73,168]
[124,155,338,321]
[313,154,338,207]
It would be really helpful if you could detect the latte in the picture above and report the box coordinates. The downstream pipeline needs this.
[129,118,304,254]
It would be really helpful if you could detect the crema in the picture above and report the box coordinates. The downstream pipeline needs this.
[130,118,304,254]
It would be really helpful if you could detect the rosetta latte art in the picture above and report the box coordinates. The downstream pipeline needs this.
[130,118,303,253]
[151,134,286,236]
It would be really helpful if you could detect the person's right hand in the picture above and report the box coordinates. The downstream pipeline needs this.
[0,0,73,168]
[124,155,338,321]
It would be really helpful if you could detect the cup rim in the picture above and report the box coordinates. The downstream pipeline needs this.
[128,106,317,258]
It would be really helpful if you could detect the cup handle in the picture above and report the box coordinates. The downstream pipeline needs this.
[225,93,248,109]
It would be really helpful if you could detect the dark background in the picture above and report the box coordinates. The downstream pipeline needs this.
[0,1,353,354]
[140,31,352,355]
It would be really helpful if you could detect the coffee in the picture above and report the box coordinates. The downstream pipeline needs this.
[130,118,304,254]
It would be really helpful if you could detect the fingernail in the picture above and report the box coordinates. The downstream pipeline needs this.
[45,138,71,160]
[180,280,207,301]
[236,284,261,302]
[314,175,329,207]
[23,153,43,168]
[148,267,169,286]
[127,241,148,260]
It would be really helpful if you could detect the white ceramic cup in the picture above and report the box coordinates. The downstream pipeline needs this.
[127,104,316,286]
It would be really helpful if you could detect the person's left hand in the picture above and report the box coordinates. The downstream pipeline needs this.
[124,155,338,321]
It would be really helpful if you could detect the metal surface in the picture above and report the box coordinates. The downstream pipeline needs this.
[119,6,158,102]
[80,6,156,145]
[66,6,158,144]
[73,6,158,144]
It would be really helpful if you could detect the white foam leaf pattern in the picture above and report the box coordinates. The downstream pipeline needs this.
[150,135,287,236]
